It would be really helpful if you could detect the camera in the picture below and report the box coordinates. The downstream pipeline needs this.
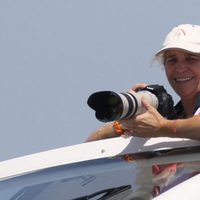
[87,85,174,122]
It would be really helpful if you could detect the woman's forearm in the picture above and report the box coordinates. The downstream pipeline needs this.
[85,122,118,142]
[163,116,200,140]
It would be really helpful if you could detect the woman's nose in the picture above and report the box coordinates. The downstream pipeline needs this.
[175,60,188,72]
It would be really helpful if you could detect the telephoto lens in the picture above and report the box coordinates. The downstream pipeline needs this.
[87,90,158,122]
[87,91,124,122]
[87,85,174,122]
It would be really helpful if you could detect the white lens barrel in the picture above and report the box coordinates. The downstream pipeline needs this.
[117,92,138,119]
[134,90,159,115]
[117,90,158,120]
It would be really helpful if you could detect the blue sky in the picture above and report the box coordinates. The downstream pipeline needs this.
[0,0,199,161]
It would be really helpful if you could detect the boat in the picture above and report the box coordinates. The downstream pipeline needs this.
[0,136,200,199]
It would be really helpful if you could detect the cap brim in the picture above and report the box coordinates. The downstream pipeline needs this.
[155,42,200,57]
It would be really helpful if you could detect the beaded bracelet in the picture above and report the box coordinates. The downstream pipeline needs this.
[96,121,125,140]
[113,121,125,136]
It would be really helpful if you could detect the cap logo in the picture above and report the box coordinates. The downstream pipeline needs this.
[174,28,186,38]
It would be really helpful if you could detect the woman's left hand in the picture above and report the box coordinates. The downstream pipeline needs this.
[120,97,167,137]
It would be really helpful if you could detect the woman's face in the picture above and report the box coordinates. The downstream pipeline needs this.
[164,50,200,99]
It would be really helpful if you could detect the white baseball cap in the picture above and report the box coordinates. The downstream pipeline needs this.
[155,24,200,56]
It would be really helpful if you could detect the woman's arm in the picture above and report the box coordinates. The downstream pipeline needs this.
[85,122,118,142]
[86,98,200,141]
[168,116,200,140]
[121,97,200,140]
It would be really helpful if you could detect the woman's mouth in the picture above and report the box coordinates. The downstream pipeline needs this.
[174,76,194,83]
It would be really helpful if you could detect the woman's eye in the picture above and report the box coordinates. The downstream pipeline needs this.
[186,57,197,63]
[166,58,177,64]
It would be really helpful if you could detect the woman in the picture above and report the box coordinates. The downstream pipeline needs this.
[86,24,200,142]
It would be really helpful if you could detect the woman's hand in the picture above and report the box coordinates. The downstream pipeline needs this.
[120,97,168,137]
[130,83,148,92]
